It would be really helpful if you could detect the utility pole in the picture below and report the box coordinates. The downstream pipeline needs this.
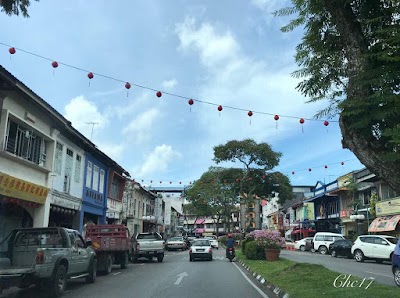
[85,122,99,141]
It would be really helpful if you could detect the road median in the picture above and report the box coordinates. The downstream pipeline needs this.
[235,250,398,298]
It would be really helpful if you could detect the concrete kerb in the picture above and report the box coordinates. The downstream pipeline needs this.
[238,260,290,298]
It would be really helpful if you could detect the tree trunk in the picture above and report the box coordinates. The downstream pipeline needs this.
[324,0,400,193]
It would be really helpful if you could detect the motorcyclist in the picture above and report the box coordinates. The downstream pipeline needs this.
[226,233,235,257]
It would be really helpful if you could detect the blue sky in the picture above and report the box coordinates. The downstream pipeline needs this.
[0,0,364,188]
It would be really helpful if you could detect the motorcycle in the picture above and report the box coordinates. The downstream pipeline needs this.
[227,247,235,262]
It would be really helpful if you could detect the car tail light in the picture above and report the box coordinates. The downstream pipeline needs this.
[189,249,192,253]
[136,243,140,250]
[208,248,212,253]
[36,251,45,264]
[229,248,233,251]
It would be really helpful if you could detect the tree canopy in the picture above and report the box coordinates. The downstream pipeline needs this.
[1,0,38,17]
[275,0,400,192]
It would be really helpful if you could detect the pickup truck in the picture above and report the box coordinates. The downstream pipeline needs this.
[0,227,96,297]
[132,232,165,262]
[85,224,132,274]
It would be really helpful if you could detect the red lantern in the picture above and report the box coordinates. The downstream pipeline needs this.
[341,161,344,165]
[52,61,58,68]
[262,175,266,180]
[189,181,192,185]
[324,165,328,169]
[150,180,153,183]
[160,181,162,184]
[156,91,162,98]
[299,118,305,124]
[9,47,16,54]
[292,171,295,175]
[170,181,172,184]
[125,82,131,89]
[274,115,279,121]
[188,99,194,105]
[248,111,253,117]
[179,181,182,184]
[308,168,312,172]
[248,177,252,181]
[87,72,94,79]
[324,121,329,126]
[217,105,223,112]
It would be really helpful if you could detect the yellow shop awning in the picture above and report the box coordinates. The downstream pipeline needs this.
[368,215,400,233]
[0,172,49,204]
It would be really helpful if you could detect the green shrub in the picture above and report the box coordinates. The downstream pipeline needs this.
[244,241,265,260]
[218,236,227,246]
[241,238,253,254]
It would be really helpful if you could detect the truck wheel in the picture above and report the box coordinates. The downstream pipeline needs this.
[104,254,113,275]
[133,255,138,263]
[86,259,97,283]
[121,252,128,269]
[157,254,164,262]
[50,265,67,297]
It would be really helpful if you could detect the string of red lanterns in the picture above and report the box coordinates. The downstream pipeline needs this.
[132,159,352,187]
[1,42,337,126]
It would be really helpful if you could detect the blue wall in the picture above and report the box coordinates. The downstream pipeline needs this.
[79,152,109,232]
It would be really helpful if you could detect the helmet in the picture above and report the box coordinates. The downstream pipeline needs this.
[228,233,232,238]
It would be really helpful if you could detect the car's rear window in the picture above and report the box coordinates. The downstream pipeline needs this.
[137,233,161,240]
[14,230,63,248]
[193,240,210,246]
[385,237,398,245]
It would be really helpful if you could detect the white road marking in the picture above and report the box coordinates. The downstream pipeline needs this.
[365,271,392,278]
[233,262,269,298]
[113,272,121,276]
[174,272,188,285]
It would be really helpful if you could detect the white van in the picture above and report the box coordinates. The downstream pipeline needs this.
[313,232,345,254]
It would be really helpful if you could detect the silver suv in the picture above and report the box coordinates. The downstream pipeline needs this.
[351,235,398,263]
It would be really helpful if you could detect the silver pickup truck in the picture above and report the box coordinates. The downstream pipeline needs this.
[132,232,165,262]
[0,227,97,297]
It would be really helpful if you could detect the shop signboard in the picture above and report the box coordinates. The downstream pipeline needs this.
[0,172,48,204]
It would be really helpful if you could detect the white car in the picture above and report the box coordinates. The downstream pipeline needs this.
[294,237,314,251]
[313,232,345,254]
[351,235,398,263]
[165,237,187,251]
[205,236,219,249]
[189,239,213,261]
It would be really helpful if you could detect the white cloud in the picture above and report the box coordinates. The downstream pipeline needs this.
[97,142,125,161]
[134,144,182,178]
[161,79,178,89]
[63,95,108,139]
[175,17,240,70]
[122,108,161,143]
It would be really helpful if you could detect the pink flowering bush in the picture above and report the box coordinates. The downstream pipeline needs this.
[246,230,285,250]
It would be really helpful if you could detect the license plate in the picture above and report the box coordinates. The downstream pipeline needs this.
[197,249,205,252]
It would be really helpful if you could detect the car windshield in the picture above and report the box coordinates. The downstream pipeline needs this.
[137,233,161,240]
[170,237,183,241]
[193,240,210,246]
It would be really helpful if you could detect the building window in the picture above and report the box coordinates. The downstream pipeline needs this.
[5,119,47,167]
[63,175,70,193]
[99,169,105,194]
[110,176,120,200]
[93,165,99,191]
[381,184,396,200]
[74,154,81,183]
[54,142,63,174]
[65,148,73,187]
[86,161,92,188]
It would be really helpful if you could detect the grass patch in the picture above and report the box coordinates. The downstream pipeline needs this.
[235,250,398,298]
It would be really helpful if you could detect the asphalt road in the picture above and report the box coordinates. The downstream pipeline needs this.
[1,248,275,298]
[280,249,395,287]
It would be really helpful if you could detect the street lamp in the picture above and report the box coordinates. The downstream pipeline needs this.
[350,203,366,236]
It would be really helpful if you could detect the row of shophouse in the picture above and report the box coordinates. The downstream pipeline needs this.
[0,65,183,245]
[264,168,399,240]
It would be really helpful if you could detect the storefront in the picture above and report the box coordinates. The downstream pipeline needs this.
[0,172,48,248]
[48,190,81,229]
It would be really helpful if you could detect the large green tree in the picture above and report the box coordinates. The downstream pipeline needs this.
[213,139,292,231]
[275,0,400,192]
[1,0,38,17]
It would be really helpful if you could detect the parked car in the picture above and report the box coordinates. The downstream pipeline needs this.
[329,239,353,258]
[313,232,345,254]
[392,239,400,287]
[189,239,213,261]
[0,227,96,297]
[294,237,314,251]
[352,235,397,263]
[165,237,187,251]
[132,232,165,262]
[205,236,219,249]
